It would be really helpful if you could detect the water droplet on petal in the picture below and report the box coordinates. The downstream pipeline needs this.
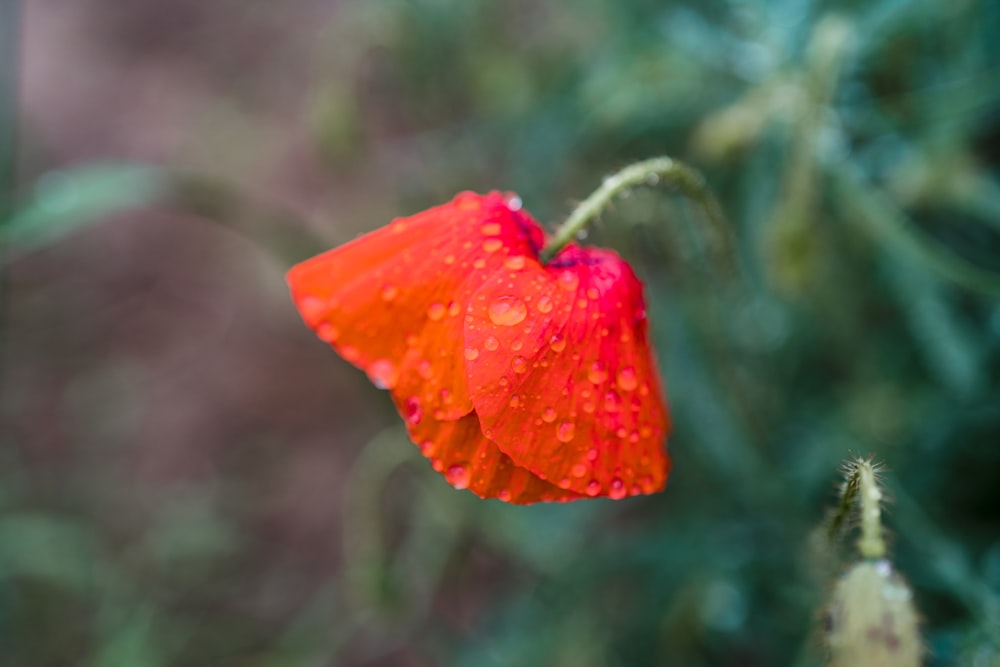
[446,464,470,489]
[558,478,571,489]
[506,195,523,210]
[455,192,481,211]
[609,478,627,499]
[509,394,521,408]
[488,296,528,326]
[504,255,526,270]
[498,489,511,501]
[427,303,446,321]
[418,360,433,379]
[616,427,628,438]
[557,422,575,442]
[316,322,339,342]
[617,367,638,391]
[448,301,461,317]
[512,356,528,374]
[481,222,502,236]
[299,296,326,324]
[465,348,479,360]
[341,345,360,362]
[639,475,656,493]
[549,334,566,352]
[571,463,587,478]
[587,362,608,384]
[482,238,503,254]
[542,408,557,423]
[511,339,523,351]
[404,397,422,425]
[419,440,434,455]
[639,383,650,396]
[537,296,554,314]
[484,335,500,351]
[586,447,599,461]
[586,287,600,300]
[582,401,595,414]
[559,271,580,291]
[444,254,455,265]
[585,480,601,496]
[368,359,399,389]
[381,284,399,301]
[604,391,621,412]
[473,258,486,269]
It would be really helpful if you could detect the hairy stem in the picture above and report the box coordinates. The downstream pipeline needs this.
[541,156,730,264]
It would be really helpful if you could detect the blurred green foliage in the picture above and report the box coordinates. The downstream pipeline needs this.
[3,0,1000,666]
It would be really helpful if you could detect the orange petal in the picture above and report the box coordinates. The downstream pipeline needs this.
[286,191,544,423]
[465,244,671,499]
[407,412,583,504]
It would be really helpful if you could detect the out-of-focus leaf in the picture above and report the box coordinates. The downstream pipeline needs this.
[0,513,107,589]
[2,163,164,254]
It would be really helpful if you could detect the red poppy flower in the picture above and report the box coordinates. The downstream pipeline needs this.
[287,191,671,504]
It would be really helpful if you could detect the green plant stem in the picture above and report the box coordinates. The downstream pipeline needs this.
[540,156,730,263]
[0,0,20,406]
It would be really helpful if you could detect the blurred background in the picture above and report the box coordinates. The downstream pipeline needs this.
[2,0,1000,665]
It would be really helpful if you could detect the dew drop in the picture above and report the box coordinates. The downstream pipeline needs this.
[586,287,600,300]
[587,362,608,384]
[509,394,521,408]
[464,348,480,360]
[418,360,433,379]
[571,463,587,478]
[404,397,422,425]
[616,427,628,438]
[473,258,486,269]
[455,192,481,211]
[427,303,446,321]
[585,480,601,496]
[504,255,526,270]
[482,238,503,254]
[440,388,453,404]
[381,284,399,301]
[617,367,638,391]
[316,322,339,342]
[419,440,434,455]
[368,359,399,389]
[511,339,523,351]
[609,478,627,500]
[639,383,650,396]
[488,296,528,326]
[604,391,621,412]
[586,447,599,461]
[542,408,557,423]
[629,430,640,443]
[484,335,500,351]
[557,422,575,442]
[512,356,528,374]
[481,222,502,236]
[448,301,461,317]
[536,295,554,313]
[446,464,470,489]
[444,254,456,265]
[582,401,595,414]
[498,489,512,501]
[639,475,656,493]
[549,334,566,352]
[341,345,360,362]
[498,376,509,387]
[506,195,523,210]
[298,296,326,324]
[640,425,653,438]
[558,478,571,489]
[559,271,580,291]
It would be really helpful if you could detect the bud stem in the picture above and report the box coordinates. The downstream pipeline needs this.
[540,156,730,263]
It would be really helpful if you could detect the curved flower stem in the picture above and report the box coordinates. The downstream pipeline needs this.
[540,156,731,264]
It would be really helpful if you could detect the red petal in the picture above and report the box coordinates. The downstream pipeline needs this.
[464,244,671,499]
[408,413,583,504]
[286,191,544,424]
